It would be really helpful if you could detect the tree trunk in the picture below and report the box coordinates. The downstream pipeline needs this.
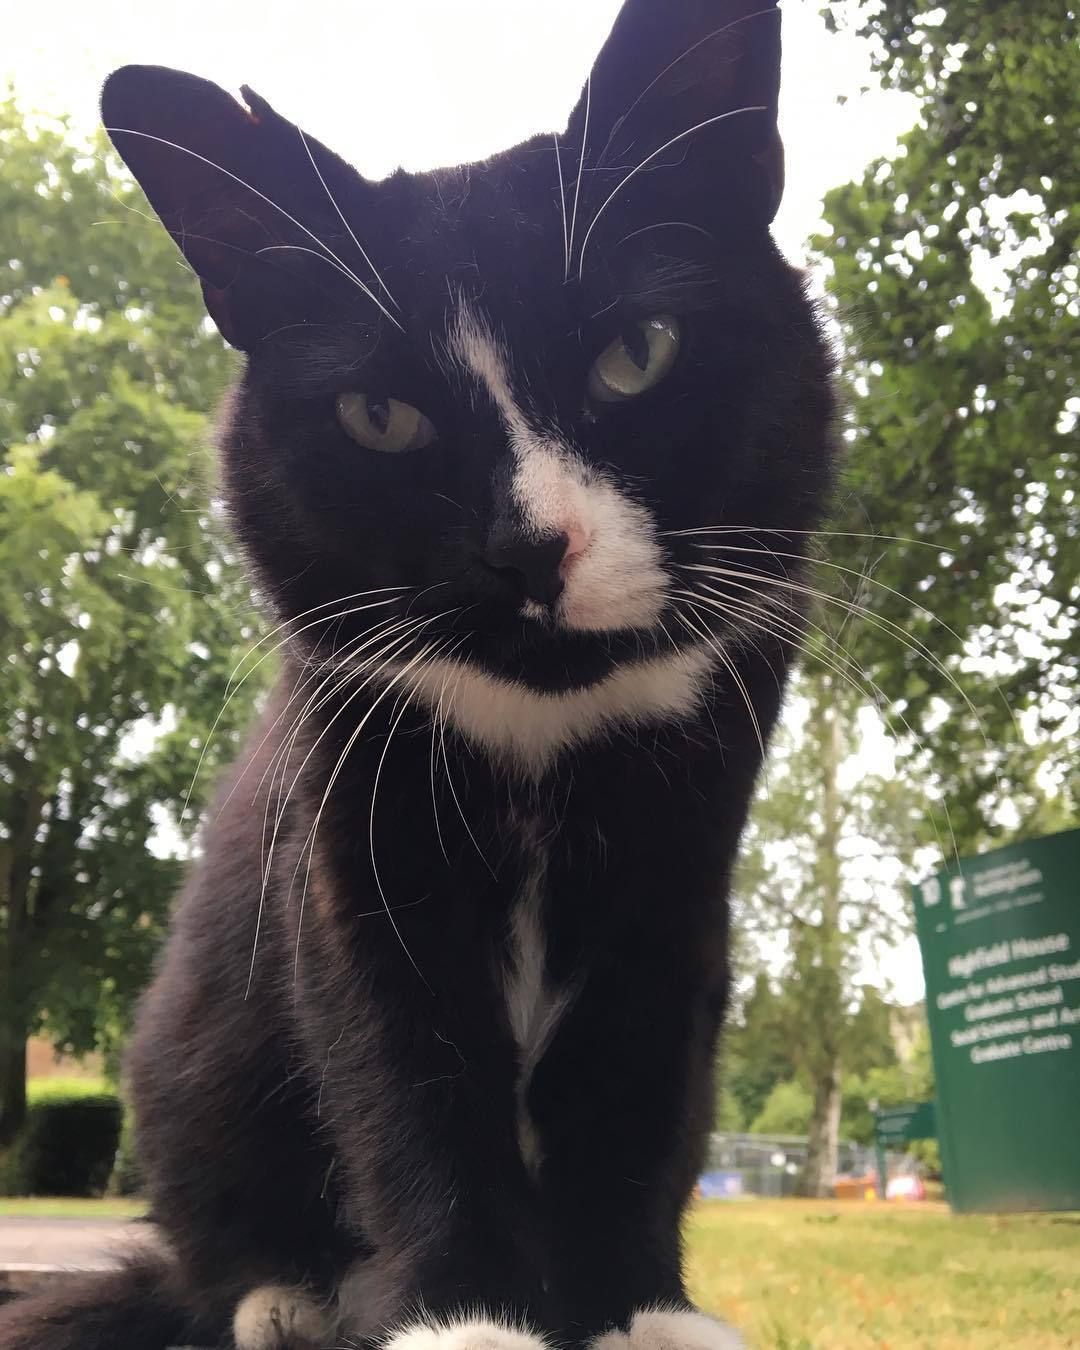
[0,784,45,1146]
[801,683,845,1198]
[0,1031,27,1147]
[803,1054,842,1197]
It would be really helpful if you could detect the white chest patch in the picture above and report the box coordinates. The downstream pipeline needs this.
[503,819,571,1177]
[403,645,714,778]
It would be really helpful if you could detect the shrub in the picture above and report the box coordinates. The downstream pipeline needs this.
[108,1108,143,1196]
[3,1081,122,1196]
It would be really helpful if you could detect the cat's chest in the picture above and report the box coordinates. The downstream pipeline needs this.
[501,813,575,1176]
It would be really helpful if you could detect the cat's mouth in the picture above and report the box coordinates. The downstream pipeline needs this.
[461,614,671,695]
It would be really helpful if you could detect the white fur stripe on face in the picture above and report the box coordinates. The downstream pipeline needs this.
[404,646,714,776]
[448,302,669,633]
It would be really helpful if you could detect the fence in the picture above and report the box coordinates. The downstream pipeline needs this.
[701,1132,903,1199]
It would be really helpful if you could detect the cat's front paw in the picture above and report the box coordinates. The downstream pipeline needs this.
[592,1307,744,1350]
[381,1315,549,1350]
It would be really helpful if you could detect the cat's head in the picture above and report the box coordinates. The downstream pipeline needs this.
[103,0,834,771]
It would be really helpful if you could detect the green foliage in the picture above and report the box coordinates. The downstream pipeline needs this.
[711,1082,745,1133]
[749,1080,814,1137]
[844,985,899,1078]
[0,99,267,1140]
[717,973,794,1128]
[723,976,916,1144]
[814,0,1080,839]
[2,1086,122,1196]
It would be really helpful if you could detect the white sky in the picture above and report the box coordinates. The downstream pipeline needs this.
[7,0,917,263]
[8,0,927,1002]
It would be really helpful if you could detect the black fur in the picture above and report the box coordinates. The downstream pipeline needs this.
[0,3,834,1347]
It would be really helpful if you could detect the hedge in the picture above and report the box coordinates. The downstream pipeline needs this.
[1,1080,123,1197]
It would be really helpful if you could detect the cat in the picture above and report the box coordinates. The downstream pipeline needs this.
[0,2,835,1347]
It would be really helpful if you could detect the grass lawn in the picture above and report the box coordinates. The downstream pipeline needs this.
[687,1198,1080,1349]
[1,1195,1078,1347]
[0,1197,146,1219]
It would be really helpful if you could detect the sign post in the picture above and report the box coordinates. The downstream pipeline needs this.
[914,827,1080,1212]
[872,1101,936,1200]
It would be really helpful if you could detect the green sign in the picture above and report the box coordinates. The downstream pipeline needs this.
[873,1100,936,1147]
[914,827,1080,1213]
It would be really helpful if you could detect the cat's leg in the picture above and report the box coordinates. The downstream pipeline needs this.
[525,847,737,1346]
[291,879,554,1341]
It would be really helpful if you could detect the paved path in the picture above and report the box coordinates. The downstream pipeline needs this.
[0,1216,148,1271]
[0,1216,160,1300]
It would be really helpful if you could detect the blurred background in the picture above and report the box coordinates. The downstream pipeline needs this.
[0,2,1077,1345]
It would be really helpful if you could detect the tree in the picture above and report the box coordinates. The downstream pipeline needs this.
[732,667,929,1195]
[722,0,1079,1200]
[0,102,264,1143]
[813,0,1079,841]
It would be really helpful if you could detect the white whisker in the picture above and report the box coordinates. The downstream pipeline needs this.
[102,126,403,330]
[663,525,944,551]
[188,592,406,828]
[254,245,399,325]
[296,126,400,315]
[595,8,778,169]
[439,659,499,881]
[553,133,570,282]
[248,614,444,993]
[690,542,1018,738]
[366,649,456,992]
[677,606,766,765]
[677,583,962,870]
[261,614,442,890]
[292,636,454,989]
[576,106,765,280]
[567,74,591,281]
[429,644,467,868]
[269,605,463,901]
[682,561,1001,757]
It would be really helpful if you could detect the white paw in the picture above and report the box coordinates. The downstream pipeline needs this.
[592,1307,744,1350]
[233,1284,336,1349]
[380,1314,549,1350]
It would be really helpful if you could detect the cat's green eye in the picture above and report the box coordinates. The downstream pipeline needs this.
[335,393,437,454]
[587,315,681,404]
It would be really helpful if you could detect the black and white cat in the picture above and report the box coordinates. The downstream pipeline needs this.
[0,3,835,1347]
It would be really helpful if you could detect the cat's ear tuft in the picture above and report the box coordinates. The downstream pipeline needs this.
[238,84,283,126]
[565,0,784,229]
[101,65,366,350]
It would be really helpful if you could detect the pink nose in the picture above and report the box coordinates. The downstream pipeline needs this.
[561,523,590,574]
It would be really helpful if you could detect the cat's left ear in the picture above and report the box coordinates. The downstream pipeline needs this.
[565,0,784,227]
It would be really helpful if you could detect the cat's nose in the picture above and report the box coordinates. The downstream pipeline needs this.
[483,530,570,606]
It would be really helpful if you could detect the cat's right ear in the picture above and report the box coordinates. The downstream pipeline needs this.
[102,65,368,351]
[564,0,785,232]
